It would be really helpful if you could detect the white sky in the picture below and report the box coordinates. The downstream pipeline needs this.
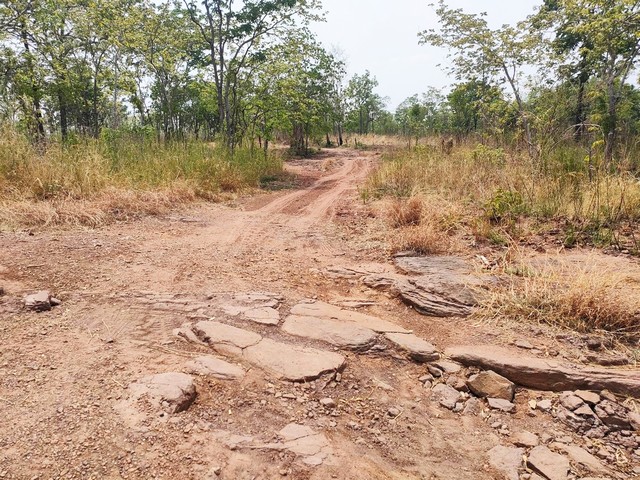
[311,0,542,109]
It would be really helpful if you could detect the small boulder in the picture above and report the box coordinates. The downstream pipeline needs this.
[537,399,553,413]
[467,370,515,401]
[129,372,197,414]
[432,383,462,410]
[320,398,336,409]
[24,291,54,312]
[527,446,570,480]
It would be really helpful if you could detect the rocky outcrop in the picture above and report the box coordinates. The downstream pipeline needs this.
[446,345,640,398]
[363,255,488,317]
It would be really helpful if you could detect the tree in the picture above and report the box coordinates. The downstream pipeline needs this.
[540,0,640,164]
[182,0,321,147]
[419,0,544,158]
[345,71,385,135]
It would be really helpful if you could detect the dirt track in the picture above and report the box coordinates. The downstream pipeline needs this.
[0,149,637,479]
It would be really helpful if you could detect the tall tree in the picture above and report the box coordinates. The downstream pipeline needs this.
[182,0,321,147]
[419,0,544,158]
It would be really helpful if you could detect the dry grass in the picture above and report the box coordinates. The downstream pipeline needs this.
[0,126,283,228]
[480,254,640,339]
[363,140,640,250]
[383,195,464,254]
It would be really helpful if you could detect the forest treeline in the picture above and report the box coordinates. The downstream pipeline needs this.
[1,0,640,165]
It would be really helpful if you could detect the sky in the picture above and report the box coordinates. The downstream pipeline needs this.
[311,0,542,110]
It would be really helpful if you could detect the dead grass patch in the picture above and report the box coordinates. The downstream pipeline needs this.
[480,254,640,340]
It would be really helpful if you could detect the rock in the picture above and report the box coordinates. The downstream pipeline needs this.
[191,322,345,382]
[362,255,487,318]
[319,398,336,409]
[537,399,553,413]
[290,301,410,334]
[512,431,539,448]
[550,443,610,476]
[463,397,483,416]
[559,392,585,411]
[129,372,196,413]
[243,338,345,382]
[427,365,443,377]
[184,356,245,380]
[594,400,632,431]
[431,360,462,374]
[275,424,333,466]
[446,345,640,398]
[387,407,401,417]
[243,307,280,325]
[282,315,377,350]
[488,398,516,413]
[574,390,601,406]
[384,333,439,362]
[487,445,524,480]
[446,375,467,392]
[585,354,630,366]
[24,291,53,312]
[419,374,433,383]
[194,321,262,356]
[467,371,515,401]
[515,340,534,350]
[526,446,570,480]
[556,407,594,433]
[173,323,205,345]
[432,383,462,410]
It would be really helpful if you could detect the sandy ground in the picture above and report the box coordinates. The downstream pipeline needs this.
[0,149,637,480]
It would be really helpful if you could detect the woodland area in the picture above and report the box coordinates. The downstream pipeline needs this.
[1,0,640,245]
[1,0,640,159]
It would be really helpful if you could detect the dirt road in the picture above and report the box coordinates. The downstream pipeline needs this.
[0,149,636,480]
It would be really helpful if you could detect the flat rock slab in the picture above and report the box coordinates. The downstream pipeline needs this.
[182,322,345,382]
[194,320,262,356]
[550,443,610,476]
[220,292,282,325]
[129,372,196,414]
[360,255,488,318]
[282,315,377,350]
[384,333,439,362]
[488,445,524,480]
[217,424,333,467]
[527,446,570,480]
[184,356,245,380]
[291,301,411,334]
[244,338,345,382]
[446,345,640,398]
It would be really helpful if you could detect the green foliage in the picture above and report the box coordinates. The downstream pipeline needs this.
[485,189,526,223]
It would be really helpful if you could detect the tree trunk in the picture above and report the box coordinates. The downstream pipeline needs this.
[20,21,45,140]
[604,74,617,168]
[58,89,68,141]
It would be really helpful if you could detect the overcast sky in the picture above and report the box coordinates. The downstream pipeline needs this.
[311,0,542,109]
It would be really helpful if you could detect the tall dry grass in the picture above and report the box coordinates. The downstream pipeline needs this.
[0,126,283,227]
[363,140,640,250]
[480,254,640,339]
